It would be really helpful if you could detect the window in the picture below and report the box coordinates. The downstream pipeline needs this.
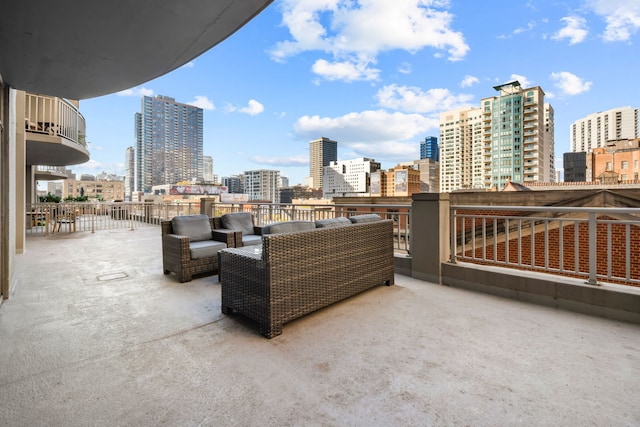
[621,161,629,169]
[606,162,612,171]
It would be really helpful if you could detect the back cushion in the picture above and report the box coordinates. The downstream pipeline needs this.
[171,215,212,242]
[262,221,316,235]
[349,214,382,224]
[221,212,255,236]
[315,217,351,228]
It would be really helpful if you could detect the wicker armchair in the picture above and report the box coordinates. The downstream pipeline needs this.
[161,214,235,282]
[213,212,262,247]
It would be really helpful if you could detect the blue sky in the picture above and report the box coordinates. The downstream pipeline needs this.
[76,0,640,185]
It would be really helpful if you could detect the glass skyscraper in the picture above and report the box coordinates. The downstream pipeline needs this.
[134,95,203,193]
[420,136,439,161]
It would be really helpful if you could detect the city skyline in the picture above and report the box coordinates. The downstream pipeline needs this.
[72,0,640,186]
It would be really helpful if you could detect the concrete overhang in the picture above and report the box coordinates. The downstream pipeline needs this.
[26,134,90,166]
[0,0,273,99]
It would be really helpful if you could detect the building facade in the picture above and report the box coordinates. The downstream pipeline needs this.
[244,169,280,203]
[570,106,639,153]
[62,177,125,201]
[371,165,421,197]
[563,152,587,182]
[323,158,380,198]
[203,156,214,182]
[420,136,439,161]
[134,95,204,193]
[124,147,135,201]
[309,137,338,189]
[589,139,640,183]
[439,82,555,192]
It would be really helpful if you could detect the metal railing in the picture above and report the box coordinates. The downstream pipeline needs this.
[450,205,640,286]
[208,202,412,254]
[26,201,412,253]
[25,93,86,147]
[26,201,202,234]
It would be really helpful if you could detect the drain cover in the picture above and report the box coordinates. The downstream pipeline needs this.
[97,272,128,281]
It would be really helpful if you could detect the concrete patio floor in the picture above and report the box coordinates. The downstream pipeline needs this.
[1,226,639,426]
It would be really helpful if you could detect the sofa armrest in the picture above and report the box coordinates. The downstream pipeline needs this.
[212,229,237,247]
[162,234,191,265]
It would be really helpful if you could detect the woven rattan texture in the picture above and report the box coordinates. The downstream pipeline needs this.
[161,217,232,282]
[219,220,394,338]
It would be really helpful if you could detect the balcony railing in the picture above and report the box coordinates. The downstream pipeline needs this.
[25,93,86,147]
[209,202,411,254]
[450,205,640,287]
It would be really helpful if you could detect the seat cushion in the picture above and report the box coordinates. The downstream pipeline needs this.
[349,214,382,223]
[261,221,316,235]
[221,212,255,236]
[189,241,227,259]
[242,235,263,246]
[171,215,212,242]
[315,217,351,228]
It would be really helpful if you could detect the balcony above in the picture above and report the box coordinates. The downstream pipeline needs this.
[0,0,274,99]
[25,94,89,166]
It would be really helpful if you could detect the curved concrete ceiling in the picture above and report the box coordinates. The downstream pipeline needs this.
[0,0,273,100]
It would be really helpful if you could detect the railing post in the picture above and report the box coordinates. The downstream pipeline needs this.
[411,193,450,283]
[450,206,456,264]
[587,212,599,286]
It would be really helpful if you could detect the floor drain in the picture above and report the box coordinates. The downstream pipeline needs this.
[97,272,128,281]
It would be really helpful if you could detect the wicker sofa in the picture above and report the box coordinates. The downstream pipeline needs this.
[161,215,235,283]
[218,216,394,338]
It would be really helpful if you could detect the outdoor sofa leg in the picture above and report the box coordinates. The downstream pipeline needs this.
[261,323,282,339]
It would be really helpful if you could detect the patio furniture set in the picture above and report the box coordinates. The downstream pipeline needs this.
[161,212,395,338]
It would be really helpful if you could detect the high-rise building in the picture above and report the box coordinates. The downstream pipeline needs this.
[323,157,380,198]
[134,95,203,193]
[309,137,338,189]
[570,106,639,153]
[244,169,280,203]
[439,81,555,192]
[420,136,439,161]
[124,147,135,200]
[203,156,214,182]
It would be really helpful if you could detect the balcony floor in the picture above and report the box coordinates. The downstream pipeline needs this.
[2,227,639,426]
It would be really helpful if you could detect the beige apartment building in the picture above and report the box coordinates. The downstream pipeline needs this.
[371,165,421,197]
[439,81,555,192]
[62,178,125,201]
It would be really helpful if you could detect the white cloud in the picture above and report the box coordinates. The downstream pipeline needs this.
[226,100,265,115]
[249,154,308,166]
[586,0,640,42]
[235,99,265,115]
[270,0,469,82]
[460,75,479,87]
[513,21,536,35]
[510,74,532,88]
[116,86,154,97]
[311,58,380,81]
[187,96,215,110]
[294,110,438,147]
[549,71,593,95]
[552,16,588,45]
[398,62,412,74]
[376,84,474,113]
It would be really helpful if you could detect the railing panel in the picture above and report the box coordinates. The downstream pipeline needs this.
[451,205,640,287]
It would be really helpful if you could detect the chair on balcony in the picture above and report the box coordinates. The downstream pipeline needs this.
[213,212,262,247]
[55,209,77,233]
[161,214,235,283]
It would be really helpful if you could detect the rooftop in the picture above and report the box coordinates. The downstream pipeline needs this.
[1,226,639,426]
